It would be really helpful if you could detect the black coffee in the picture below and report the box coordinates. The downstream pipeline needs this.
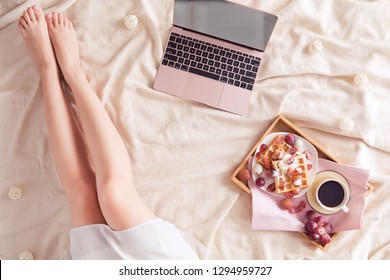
[318,181,344,207]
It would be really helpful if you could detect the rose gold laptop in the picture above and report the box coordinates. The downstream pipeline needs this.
[153,0,278,116]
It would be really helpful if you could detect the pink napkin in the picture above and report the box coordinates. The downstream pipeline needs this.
[249,158,370,232]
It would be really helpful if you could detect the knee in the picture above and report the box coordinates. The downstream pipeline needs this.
[96,178,136,207]
[96,170,133,190]
[96,177,131,196]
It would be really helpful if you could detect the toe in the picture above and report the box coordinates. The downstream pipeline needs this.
[58,13,64,26]
[27,7,36,22]
[18,20,25,31]
[23,10,31,23]
[18,19,28,37]
[62,14,69,26]
[32,5,44,21]
[19,16,28,28]
[45,13,52,21]
[45,13,53,27]
[53,12,59,26]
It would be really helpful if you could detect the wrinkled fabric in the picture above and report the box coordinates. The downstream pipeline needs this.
[0,0,389,259]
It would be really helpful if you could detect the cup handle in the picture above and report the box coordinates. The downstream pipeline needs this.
[342,205,349,213]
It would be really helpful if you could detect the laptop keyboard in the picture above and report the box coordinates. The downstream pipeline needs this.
[162,32,261,91]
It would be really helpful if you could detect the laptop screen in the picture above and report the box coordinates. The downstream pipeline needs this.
[173,0,278,52]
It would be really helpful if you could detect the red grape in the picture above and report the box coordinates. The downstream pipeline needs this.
[265,169,277,178]
[309,232,320,241]
[267,183,275,192]
[291,200,306,214]
[271,149,283,160]
[286,155,294,165]
[323,222,333,234]
[275,136,284,148]
[285,134,296,146]
[255,177,265,187]
[298,201,306,210]
[255,152,263,159]
[259,143,268,153]
[320,233,331,245]
[306,210,317,221]
[289,147,297,155]
[303,150,312,160]
[304,211,333,247]
[262,158,272,169]
[305,220,318,232]
[290,205,304,214]
[315,216,325,226]
[314,226,326,236]
[286,167,295,178]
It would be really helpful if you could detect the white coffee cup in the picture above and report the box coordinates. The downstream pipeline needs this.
[314,178,350,213]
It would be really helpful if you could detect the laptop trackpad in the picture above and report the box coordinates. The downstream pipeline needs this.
[182,74,223,106]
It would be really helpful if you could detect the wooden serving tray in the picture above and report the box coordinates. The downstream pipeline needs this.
[230,115,374,250]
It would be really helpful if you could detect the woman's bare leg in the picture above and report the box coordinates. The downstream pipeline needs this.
[46,12,155,230]
[18,6,105,227]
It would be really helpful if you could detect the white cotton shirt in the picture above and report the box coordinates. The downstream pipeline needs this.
[69,218,198,260]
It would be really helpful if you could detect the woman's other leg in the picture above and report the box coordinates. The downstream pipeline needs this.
[18,6,105,227]
[46,12,155,231]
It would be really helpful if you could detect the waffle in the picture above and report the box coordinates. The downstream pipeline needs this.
[273,153,309,194]
[258,135,310,194]
[258,135,292,168]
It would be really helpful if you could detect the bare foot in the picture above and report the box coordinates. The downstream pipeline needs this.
[46,12,81,75]
[18,5,56,68]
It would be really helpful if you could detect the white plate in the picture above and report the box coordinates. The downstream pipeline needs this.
[252,132,318,198]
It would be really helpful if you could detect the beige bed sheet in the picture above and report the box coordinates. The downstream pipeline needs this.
[0,0,389,260]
